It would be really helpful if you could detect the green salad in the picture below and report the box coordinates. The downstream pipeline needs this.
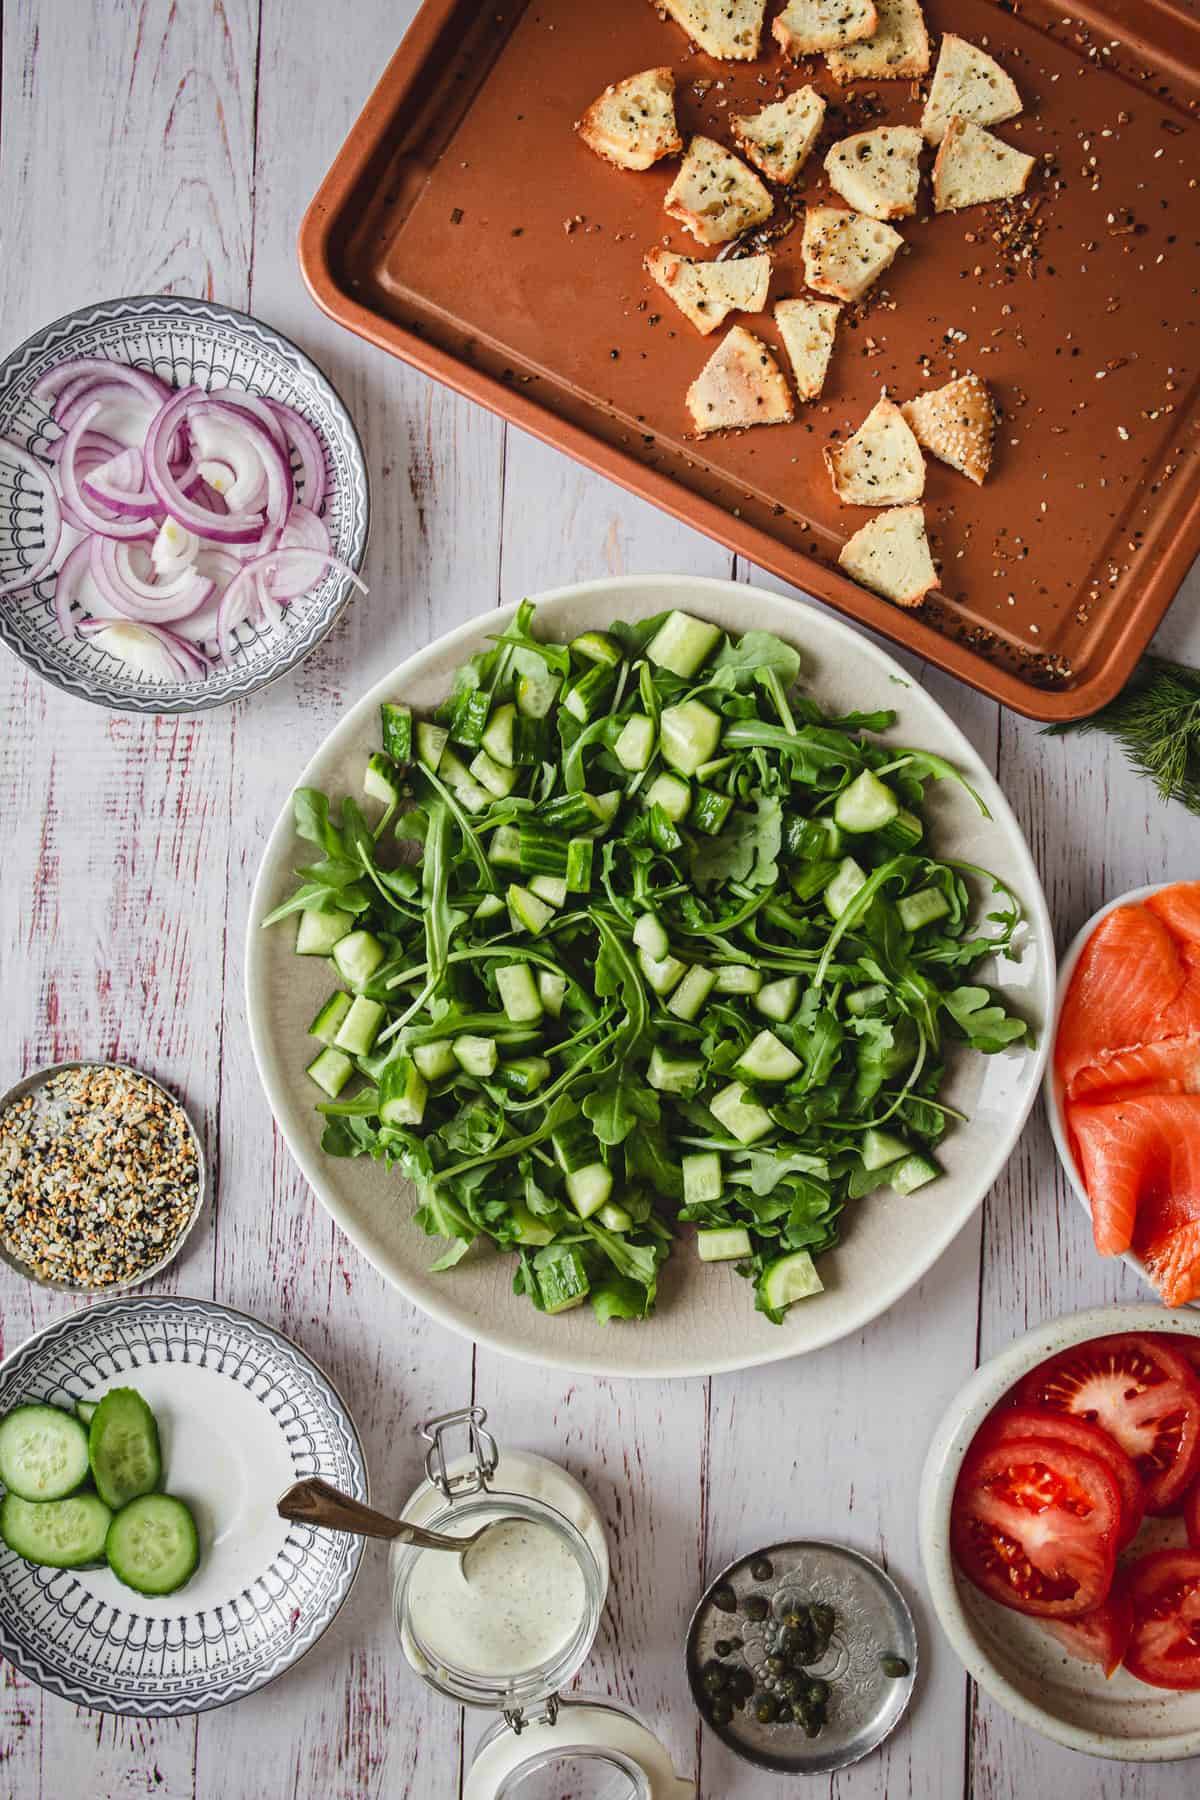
[264,604,1029,1324]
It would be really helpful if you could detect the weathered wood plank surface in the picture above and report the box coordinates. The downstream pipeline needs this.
[1,2,1199,1797]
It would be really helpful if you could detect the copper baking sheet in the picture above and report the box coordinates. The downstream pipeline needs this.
[299,0,1200,719]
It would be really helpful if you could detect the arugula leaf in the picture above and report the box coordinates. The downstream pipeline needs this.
[708,630,801,691]
[943,986,1030,1053]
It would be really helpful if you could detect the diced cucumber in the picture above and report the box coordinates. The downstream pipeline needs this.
[598,1201,633,1232]
[496,963,543,1023]
[790,859,839,903]
[473,893,507,922]
[0,1404,90,1502]
[638,949,686,996]
[307,1046,354,1098]
[380,701,413,763]
[552,1119,599,1175]
[897,887,951,933]
[453,1035,498,1078]
[309,990,353,1045]
[481,702,517,767]
[538,970,568,1018]
[565,837,593,893]
[786,816,845,862]
[660,701,722,778]
[541,793,598,833]
[381,1057,428,1125]
[450,688,491,747]
[74,1399,98,1427]
[105,1493,199,1596]
[88,1388,161,1510]
[735,1029,802,1084]
[692,787,733,836]
[529,875,567,908]
[880,807,924,852]
[333,995,386,1057]
[696,755,733,783]
[755,976,799,1023]
[646,610,721,678]
[709,1081,773,1145]
[714,964,762,996]
[332,929,386,989]
[698,1227,752,1263]
[566,1162,613,1220]
[760,1249,824,1311]
[0,1492,112,1568]
[563,663,615,724]
[647,1047,703,1093]
[861,1127,912,1173]
[845,983,888,1018]
[891,1153,941,1195]
[417,721,449,772]
[364,751,401,808]
[592,790,621,826]
[295,908,354,957]
[825,857,868,920]
[412,1039,458,1081]
[500,1055,551,1096]
[571,629,622,668]
[614,712,657,772]
[507,884,556,936]
[516,668,561,719]
[489,825,523,867]
[834,770,899,834]
[538,1248,590,1313]
[667,964,716,1021]
[510,1203,555,1247]
[519,823,569,876]
[682,1150,722,1206]
[469,749,517,799]
[633,913,670,961]
[439,749,491,814]
[645,772,691,823]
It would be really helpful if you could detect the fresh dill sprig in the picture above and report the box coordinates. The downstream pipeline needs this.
[1043,656,1200,818]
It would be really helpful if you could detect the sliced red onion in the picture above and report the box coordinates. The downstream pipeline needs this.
[189,401,292,522]
[196,458,236,495]
[0,439,64,596]
[215,546,366,665]
[58,401,158,540]
[207,389,288,454]
[266,506,331,599]
[150,517,200,580]
[34,358,170,408]
[143,390,264,543]
[90,536,213,622]
[81,446,159,519]
[56,382,161,449]
[170,548,240,643]
[266,399,327,517]
[78,619,183,681]
[254,571,284,630]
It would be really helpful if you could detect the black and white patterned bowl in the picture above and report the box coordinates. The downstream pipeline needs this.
[0,1295,368,1716]
[0,295,369,713]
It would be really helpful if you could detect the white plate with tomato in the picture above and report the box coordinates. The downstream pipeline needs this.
[920,1306,1200,1760]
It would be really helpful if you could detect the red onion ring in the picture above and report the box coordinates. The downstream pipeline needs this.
[266,400,328,517]
[58,401,158,540]
[189,401,292,524]
[81,447,159,518]
[216,545,365,664]
[266,506,331,599]
[142,390,264,544]
[0,440,64,596]
[90,535,213,622]
[34,358,170,408]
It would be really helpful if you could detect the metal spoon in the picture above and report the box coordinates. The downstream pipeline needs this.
[277,1476,515,1563]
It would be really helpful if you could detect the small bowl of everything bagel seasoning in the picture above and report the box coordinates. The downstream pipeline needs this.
[0,1061,204,1292]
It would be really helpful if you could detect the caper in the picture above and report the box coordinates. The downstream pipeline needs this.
[754,1695,777,1724]
[714,1639,733,1658]
[750,1555,774,1581]
[710,1697,734,1726]
[806,1679,830,1704]
[712,1584,738,1613]
[781,1610,805,1631]
[880,1654,911,1679]
[774,1702,794,1724]
[744,1594,769,1622]
[727,1636,744,1652]
[701,1662,727,1695]
[765,1654,786,1676]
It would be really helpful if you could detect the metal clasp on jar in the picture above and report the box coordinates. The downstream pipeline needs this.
[420,1405,500,1500]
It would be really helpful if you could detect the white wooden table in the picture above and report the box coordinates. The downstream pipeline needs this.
[2,4,1198,1795]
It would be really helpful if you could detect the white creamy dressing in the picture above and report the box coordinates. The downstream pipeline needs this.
[405,1509,587,1678]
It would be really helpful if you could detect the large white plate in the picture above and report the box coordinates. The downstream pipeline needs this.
[246,575,1054,1377]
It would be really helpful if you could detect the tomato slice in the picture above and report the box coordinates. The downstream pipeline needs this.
[1186,1477,1200,1552]
[1015,1332,1200,1515]
[982,1404,1145,1550]
[1040,1570,1134,1677]
[951,1435,1121,1618]
[1124,1550,1200,1691]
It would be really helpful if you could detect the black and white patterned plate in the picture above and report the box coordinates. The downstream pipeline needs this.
[0,1295,367,1716]
[0,294,369,712]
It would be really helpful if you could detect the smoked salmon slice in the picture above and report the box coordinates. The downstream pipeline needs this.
[1056,906,1189,1089]
[1159,946,1200,1041]
[1067,1095,1200,1287]
[1147,881,1200,950]
[1070,1035,1200,1104]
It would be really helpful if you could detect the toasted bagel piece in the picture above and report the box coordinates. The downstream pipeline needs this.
[824,125,923,220]
[932,115,1035,211]
[655,0,765,60]
[577,68,683,171]
[801,206,904,302]
[838,505,937,608]
[774,298,841,401]
[921,34,1022,145]
[664,137,774,246]
[773,0,877,59]
[645,247,772,335]
[732,86,826,186]
[686,325,795,433]
[826,0,930,82]
[825,396,925,505]
[901,373,996,485]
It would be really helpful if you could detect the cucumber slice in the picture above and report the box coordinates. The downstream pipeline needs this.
[713,965,762,996]
[825,857,868,920]
[566,1162,613,1219]
[891,1153,941,1195]
[481,702,517,768]
[760,1249,824,1311]
[439,749,491,814]
[633,913,670,961]
[331,929,386,989]
[333,995,386,1057]
[529,874,567,908]
[469,749,517,799]
[496,963,543,1024]
[379,701,413,763]
[646,610,721,678]
[647,1047,703,1094]
[659,701,722,777]
[834,770,899,834]
[667,964,716,1022]
[682,1151,722,1206]
[592,790,621,826]
[449,689,490,747]
[845,983,888,1018]
[295,908,354,957]
[571,630,622,668]
[474,893,507,922]
[0,1404,90,1501]
[692,788,733,836]
[309,990,353,1045]
[307,1046,354,1098]
[709,1082,773,1145]
[364,752,401,808]
[897,887,951,933]
[74,1398,98,1427]
[565,837,594,893]
[417,721,449,772]
[552,1119,599,1175]
[510,1203,555,1247]
[790,859,839,903]
[860,1127,912,1173]
[453,1035,498,1078]
[88,1388,161,1510]
[488,824,523,868]
[754,976,799,1023]
[1,1492,112,1568]
[538,970,568,1018]
[507,884,556,936]
[880,807,923,852]
[519,824,569,876]
[563,663,616,724]
[105,1493,199,1597]
[538,1248,590,1314]
[735,1029,802,1084]
[412,1039,458,1082]
[638,949,686,997]
[516,669,561,719]
[380,1056,428,1125]
[697,1227,751,1263]
[597,1201,633,1232]
[614,713,656,772]
[644,773,691,823]
[499,1056,551,1096]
